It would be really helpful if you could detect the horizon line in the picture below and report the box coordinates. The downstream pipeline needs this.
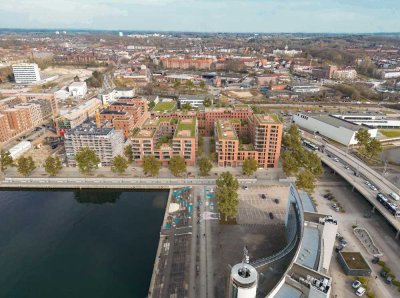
[1,27,400,35]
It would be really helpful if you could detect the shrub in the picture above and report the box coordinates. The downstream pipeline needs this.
[358,276,368,285]
[382,266,391,273]
[377,260,386,267]
[388,273,396,279]
[367,291,375,298]
[392,280,400,287]
[352,225,358,229]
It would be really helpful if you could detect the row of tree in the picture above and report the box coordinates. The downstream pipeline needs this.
[282,125,323,193]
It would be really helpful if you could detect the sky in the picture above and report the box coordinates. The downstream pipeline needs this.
[0,0,399,33]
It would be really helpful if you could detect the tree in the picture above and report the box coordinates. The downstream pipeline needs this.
[303,151,323,177]
[200,81,206,88]
[148,101,156,110]
[111,155,129,174]
[143,155,161,177]
[216,172,240,221]
[282,152,299,176]
[203,98,212,107]
[283,124,302,150]
[169,155,187,177]
[242,158,258,176]
[173,81,181,88]
[73,75,80,82]
[198,156,212,176]
[181,103,192,111]
[296,170,316,193]
[124,145,133,163]
[185,80,194,89]
[355,128,371,151]
[44,156,62,176]
[0,150,13,172]
[365,138,382,159]
[75,148,100,174]
[16,156,36,177]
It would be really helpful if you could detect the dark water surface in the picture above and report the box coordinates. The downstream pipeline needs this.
[0,189,168,298]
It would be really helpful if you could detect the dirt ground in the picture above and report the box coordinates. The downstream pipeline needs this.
[313,182,400,298]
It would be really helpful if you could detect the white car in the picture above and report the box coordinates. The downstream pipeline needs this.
[352,280,361,289]
[243,186,248,190]
[356,286,366,296]
[365,181,371,186]
[370,185,377,191]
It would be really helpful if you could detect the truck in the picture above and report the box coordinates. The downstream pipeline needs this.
[389,192,400,201]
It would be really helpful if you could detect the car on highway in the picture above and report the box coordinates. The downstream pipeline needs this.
[352,280,361,289]
[365,180,371,186]
[370,185,377,191]
[332,157,339,162]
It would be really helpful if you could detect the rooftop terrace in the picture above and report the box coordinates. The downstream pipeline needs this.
[216,120,238,140]
[153,101,177,112]
[254,114,281,125]
[175,118,196,138]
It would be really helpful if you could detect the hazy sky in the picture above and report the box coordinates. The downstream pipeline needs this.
[0,0,399,33]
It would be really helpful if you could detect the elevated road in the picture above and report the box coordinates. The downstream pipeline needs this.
[306,141,400,238]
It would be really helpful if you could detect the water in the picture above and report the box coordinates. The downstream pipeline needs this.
[0,189,168,298]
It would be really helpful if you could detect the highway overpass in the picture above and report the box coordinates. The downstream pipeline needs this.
[306,140,400,239]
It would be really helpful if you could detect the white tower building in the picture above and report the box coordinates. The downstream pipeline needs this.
[12,63,41,84]
[228,247,258,298]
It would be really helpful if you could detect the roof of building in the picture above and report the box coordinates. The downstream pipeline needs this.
[340,252,371,270]
[274,283,302,298]
[178,94,207,101]
[296,226,320,270]
[254,114,281,124]
[69,81,87,88]
[310,114,370,131]
[153,101,177,112]
[135,129,156,139]
[175,118,196,138]
[216,120,238,141]
[67,123,113,136]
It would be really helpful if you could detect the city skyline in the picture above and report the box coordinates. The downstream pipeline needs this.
[1,0,400,33]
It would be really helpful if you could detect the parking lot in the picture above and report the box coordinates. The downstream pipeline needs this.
[237,185,289,224]
[314,183,400,298]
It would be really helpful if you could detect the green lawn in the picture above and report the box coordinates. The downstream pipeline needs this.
[153,101,177,112]
[380,129,400,138]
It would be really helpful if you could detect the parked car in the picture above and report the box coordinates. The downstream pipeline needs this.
[340,239,348,247]
[380,270,388,278]
[336,244,345,252]
[274,198,279,204]
[243,185,248,190]
[352,280,361,289]
[372,256,380,264]
[385,276,393,285]
[269,212,274,219]
[261,194,266,199]
[356,287,366,297]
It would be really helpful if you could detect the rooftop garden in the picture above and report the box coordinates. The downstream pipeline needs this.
[153,101,177,112]
[175,118,196,138]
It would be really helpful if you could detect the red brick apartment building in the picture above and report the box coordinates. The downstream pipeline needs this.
[160,57,214,70]
[215,114,282,168]
[132,117,197,166]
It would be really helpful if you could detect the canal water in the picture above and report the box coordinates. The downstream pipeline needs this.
[0,189,168,298]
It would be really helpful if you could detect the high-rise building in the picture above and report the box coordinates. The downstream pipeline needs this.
[249,114,283,168]
[14,102,43,127]
[12,63,41,84]
[215,114,282,168]
[0,114,11,142]
[3,107,32,132]
[228,263,258,298]
[132,117,197,166]
[64,123,124,166]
